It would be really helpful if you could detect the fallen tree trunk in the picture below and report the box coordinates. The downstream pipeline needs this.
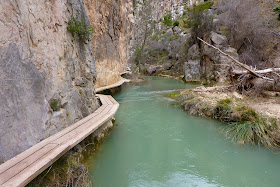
[197,37,274,82]
[197,37,280,93]
[232,68,280,75]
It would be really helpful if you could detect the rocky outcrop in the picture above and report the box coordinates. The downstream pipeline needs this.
[0,0,99,163]
[84,0,133,87]
[184,32,240,82]
[184,60,201,81]
[129,0,203,78]
[184,44,201,81]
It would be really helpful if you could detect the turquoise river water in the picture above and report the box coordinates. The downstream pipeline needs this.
[89,77,280,187]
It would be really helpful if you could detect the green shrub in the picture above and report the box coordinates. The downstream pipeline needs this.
[218,99,232,105]
[50,99,60,111]
[236,106,258,122]
[223,105,279,148]
[168,93,180,100]
[223,118,278,148]
[135,46,142,65]
[67,15,94,41]
[214,99,233,122]
[168,34,179,41]
[173,20,180,27]
[162,13,173,27]
[184,1,214,43]
[273,5,280,20]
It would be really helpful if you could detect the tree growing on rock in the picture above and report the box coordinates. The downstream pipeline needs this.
[184,1,214,43]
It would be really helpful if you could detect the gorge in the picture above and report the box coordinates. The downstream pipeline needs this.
[0,0,280,186]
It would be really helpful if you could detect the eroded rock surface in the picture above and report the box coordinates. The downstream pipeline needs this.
[84,0,133,87]
[0,0,98,163]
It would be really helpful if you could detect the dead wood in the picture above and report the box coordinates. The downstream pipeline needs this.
[197,37,280,93]
[232,68,280,75]
[197,37,274,82]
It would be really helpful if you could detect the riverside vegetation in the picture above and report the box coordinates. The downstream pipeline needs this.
[131,0,280,149]
[169,86,280,149]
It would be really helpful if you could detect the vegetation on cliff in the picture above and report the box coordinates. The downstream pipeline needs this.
[67,15,94,42]
[184,1,214,43]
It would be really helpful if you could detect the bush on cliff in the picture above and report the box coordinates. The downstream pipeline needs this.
[67,15,94,42]
[162,13,173,27]
[273,5,280,20]
[184,1,214,43]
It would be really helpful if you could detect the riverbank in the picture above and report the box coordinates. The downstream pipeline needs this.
[170,85,280,148]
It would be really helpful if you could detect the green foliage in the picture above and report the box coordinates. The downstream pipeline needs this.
[214,99,232,122]
[223,118,278,148]
[223,106,279,148]
[236,106,258,122]
[193,1,214,10]
[220,26,230,39]
[173,20,180,27]
[218,99,232,105]
[273,5,280,20]
[184,1,214,43]
[162,13,180,27]
[162,13,173,27]
[50,99,60,111]
[135,46,142,65]
[168,93,180,100]
[168,34,180,41]
[67,15,94,42]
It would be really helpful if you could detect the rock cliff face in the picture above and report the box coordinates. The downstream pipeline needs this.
[84,0,133,87]
[0,0,99,163]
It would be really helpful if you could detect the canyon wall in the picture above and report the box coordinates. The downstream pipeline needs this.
[131,0,202,52]
[130,0,280,82]
[84,0,134,87]
[0,0,134,164]
[0,0,99,163]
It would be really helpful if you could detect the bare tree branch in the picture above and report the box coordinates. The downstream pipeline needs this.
[233,68,280,75]
[197,37,274,81]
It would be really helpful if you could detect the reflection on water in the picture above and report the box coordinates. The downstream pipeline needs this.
[90,77,280,187]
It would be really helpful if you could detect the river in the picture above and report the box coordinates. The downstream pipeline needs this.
[89,76,280,187]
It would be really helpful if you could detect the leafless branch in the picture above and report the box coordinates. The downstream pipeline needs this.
[197,37,274,81]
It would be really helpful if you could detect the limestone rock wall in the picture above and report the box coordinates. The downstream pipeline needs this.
[84,0,134,87]
[130,0,202,56]
[0,0,99,163]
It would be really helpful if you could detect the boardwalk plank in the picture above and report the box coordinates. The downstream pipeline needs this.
[0,105,108,176]
[0,94,119,187]
[0,144,58,185]
[108,95,118,105]
[95,78,130,93]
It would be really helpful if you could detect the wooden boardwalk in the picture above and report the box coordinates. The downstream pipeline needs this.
[0,94,119,187]
[96,78,130,93]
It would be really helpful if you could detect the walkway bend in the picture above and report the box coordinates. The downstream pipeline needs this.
[96,78,130,93]
[0,94,119,187]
